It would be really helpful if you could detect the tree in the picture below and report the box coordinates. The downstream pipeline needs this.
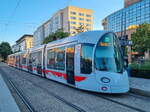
[43,29,70,44]
[76,25,87,33]
[131,23,150,55]
[0,42,12,60]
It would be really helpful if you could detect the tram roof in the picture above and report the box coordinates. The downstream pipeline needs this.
[46,30,113,47]
[9,30,114,56]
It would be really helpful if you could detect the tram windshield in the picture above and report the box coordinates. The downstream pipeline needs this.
[95,33,124,73]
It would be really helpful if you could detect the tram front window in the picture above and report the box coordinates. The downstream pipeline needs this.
[95,33,124,73]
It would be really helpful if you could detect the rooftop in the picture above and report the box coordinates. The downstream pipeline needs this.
[16,34,33,43]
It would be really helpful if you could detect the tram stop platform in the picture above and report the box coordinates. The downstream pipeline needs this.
[0,73,20,112]
[130,77,150,97]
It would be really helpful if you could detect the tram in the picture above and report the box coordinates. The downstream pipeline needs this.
[8,31,129,93]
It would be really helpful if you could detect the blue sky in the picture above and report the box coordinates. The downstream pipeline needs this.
[0,0,123,45]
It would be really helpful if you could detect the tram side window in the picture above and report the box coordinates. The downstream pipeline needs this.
[55,47,65,70]
[30,51,42,66]
[47,47,65,70]
[22,57,26,64]
[29,54,32,64]
[16,56,20,64]
[80,44,94,74]
[30,53,36,65]
[22,54,26,64]
[36,51,42,66]
[47,49,55,69]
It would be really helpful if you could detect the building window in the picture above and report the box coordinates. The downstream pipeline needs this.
[79,23,84,25]
[70,21,76,24]
[70,16,76,20]
[47,47,65,70]
[86,14,92,17]
[86,24,91,26]
[79,13,84,16]
[86,19,91,22]
[79,18,84,21]
[70,11,76,15]
[71,26,76,29]
[80,44,94,74]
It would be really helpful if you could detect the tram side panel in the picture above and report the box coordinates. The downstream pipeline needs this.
[74,43,106,92]
[45,45,68,84]
[13,55,16,67]
[44,43,98,90]
[27,48,45,77]
[20,52,28,71]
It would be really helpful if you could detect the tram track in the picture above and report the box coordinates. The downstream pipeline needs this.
[18,74,148,112]
[1,69,36,112]
[11,71,147,112]
[28,79,87,112]
[127,92,150,102]
[0,67,86,112]
[1,65,149,112]
[94,94,146,112]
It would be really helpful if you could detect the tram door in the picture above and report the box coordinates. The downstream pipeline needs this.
[28,54,33,72]
[66,46,75,85]
[19,55,21,69]
[37,51,42,75]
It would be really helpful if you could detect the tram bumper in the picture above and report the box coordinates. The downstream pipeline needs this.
[95,70,129,93]
[110,85,129,93]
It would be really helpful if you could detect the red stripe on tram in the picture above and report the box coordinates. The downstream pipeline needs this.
[45,70,87,82]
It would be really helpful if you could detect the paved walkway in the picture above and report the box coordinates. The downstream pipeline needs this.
[130,77,150,97]
[0,73,20,112]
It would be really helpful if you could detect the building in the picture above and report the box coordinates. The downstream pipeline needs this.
[124,0,141,7]
[102,0,149,33]
[11,44,19,53]
[33,6,94,46]
[34,26,44,46]
[102,0,150,62]
[12,35,33,53]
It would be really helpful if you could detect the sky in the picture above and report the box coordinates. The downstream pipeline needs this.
[0,0,123,45]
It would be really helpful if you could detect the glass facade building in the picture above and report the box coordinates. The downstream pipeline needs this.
[102,0,150,32]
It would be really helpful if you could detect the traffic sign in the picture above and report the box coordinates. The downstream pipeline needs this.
[120,40,133,46]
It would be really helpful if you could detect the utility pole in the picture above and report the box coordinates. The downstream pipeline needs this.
[120,9,129,65]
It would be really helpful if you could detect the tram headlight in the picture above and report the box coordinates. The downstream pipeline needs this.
[101,86,108,91]
[101,77,110,83]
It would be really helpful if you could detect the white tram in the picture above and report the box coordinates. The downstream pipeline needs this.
[8,31,129,93]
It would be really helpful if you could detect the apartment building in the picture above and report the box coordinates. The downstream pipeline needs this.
[33,6,93,46]
[12,35,33,53]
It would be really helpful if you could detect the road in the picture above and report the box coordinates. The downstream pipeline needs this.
[0,62,150,112]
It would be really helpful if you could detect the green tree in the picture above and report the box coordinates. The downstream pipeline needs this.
[76,25,86,33]
[0,42,12,60]
[43,29,70,44]
[131,23,150,55]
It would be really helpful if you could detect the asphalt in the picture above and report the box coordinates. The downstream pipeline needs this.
[0,73,20,112]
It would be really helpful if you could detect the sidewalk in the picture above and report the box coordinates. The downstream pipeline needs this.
[0,73,20,112]
[130,77,150,97]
